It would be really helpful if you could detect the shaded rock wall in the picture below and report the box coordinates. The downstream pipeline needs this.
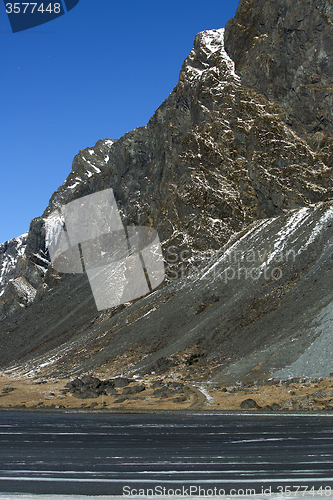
[225,0,333,136]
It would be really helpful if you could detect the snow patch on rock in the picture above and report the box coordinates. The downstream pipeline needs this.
[44,210,64,249]
[0,233,28,296]
[11,276,36,305]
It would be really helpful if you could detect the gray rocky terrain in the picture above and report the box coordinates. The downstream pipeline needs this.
[1,0,333,385]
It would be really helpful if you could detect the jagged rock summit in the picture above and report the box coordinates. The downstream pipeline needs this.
[1,0,333,384]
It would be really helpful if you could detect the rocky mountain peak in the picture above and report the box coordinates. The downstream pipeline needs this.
[185,28,240,82]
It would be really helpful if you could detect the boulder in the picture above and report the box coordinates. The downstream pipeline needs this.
[240,398,261,409]
[122,385,145,395]
[64,378,84,390]
[73,389,100,399]
[113,377,131,388]
[153,388,174,398]
[106,386,118,395]
[81,376,101,389]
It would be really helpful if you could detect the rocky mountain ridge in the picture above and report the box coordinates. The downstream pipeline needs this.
[1,0,333,384]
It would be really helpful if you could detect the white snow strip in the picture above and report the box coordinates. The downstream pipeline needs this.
[34,264,47,275]
[32,252,49,265]
[263,208,310,268]
[67,181,80,189]
[196,385,213,403]
[199,219,272,281]
[298,205,333,255]
[1,477,333,484]
[44,211,64,249]
[141,307,157,318]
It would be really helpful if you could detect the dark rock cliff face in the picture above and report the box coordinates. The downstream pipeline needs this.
[224,0,333,136]
[42,27,333,255]
[1,1,333,382]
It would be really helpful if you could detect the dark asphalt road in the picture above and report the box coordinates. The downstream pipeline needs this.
[0,411,332,496]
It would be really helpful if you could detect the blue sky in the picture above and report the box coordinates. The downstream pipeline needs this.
[0,0,239,244]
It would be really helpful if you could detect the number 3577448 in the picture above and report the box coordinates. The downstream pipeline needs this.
[5,3,61,14]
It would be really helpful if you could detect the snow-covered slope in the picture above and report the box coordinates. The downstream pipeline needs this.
[2,201,333,383]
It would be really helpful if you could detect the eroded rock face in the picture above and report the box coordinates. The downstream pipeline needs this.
[0,234,27,295]
[224,0,333,136]
[0,221,49,321]
[42,27,333,259]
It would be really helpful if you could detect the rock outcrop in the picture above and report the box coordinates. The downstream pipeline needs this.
[225,0,333,136]
[0,234,27,295]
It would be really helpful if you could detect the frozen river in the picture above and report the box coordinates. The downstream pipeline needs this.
[0,411,332,498]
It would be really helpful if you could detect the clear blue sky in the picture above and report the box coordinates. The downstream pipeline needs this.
[0,0,239,244]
